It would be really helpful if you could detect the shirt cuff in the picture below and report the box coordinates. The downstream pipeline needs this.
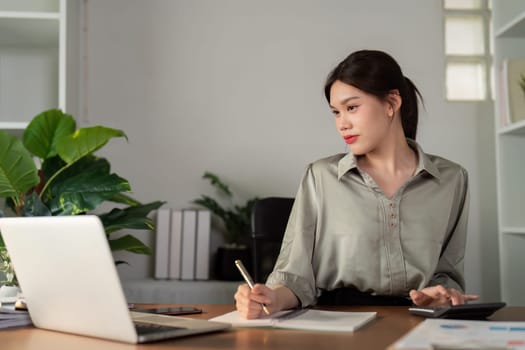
[428,273,464,292]
[266,271,315,307]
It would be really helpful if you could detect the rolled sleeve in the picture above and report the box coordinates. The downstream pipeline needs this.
[428,168,469,292]
[266,165,318,307]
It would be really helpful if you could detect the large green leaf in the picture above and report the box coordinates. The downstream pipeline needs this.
[99,201,165,234]
[46,156,113,190]
[106,192,142,206]
[20,192,52,216]
[47,172,131,215]
[23,109,76,159]
[0,131,39,199]
[56,126,127,164]
[46,158,122,196]
[108,234,152,255]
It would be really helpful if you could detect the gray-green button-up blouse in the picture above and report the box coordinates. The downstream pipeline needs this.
[266,140,469,307]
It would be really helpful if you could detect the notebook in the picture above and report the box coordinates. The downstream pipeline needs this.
[211,308,377,332]
[0,215,230,343]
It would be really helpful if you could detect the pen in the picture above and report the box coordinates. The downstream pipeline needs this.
[234,259,270,315]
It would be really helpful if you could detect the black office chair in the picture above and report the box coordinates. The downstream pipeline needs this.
[251,197,294,283]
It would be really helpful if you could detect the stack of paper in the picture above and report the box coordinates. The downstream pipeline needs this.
[210,309,377,332]
[0,306,32,329]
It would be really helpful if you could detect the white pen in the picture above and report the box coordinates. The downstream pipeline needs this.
[234,259,270,315]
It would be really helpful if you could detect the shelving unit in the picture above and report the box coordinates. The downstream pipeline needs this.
[493,1,525,306]
[0,0,68,132]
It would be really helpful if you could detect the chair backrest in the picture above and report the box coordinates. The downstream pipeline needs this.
[251,197,294,282]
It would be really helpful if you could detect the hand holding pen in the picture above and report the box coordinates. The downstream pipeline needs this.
[234,260,271,315]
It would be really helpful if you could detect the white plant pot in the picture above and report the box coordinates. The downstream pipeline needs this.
[0,285,20,300]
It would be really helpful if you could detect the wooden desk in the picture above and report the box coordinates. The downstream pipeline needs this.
[1,305,524,350]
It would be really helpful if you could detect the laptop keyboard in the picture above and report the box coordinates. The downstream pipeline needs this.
[134,322,185,335]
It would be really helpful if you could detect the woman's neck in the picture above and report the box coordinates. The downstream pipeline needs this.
[359,134,416,175]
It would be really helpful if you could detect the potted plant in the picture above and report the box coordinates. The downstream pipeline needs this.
[193,172,257,280]
[0,109,164,288]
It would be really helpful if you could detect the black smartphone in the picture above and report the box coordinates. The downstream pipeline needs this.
[135,307,203,316]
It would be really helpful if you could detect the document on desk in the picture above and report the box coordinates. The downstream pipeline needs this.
[390,319,525,350]
[210,309,376,332]
[0,306,32,329]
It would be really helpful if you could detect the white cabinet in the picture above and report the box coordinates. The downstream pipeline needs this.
[122,279,240,304]
[0,0,77,134]
[493,1,525,306]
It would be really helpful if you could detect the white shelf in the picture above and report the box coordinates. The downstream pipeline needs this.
[494,1,525,306]
[496,10,525,38]
[498,119,525,135]
[0,16,59,47]
[0,122,28,129]
[0,11,59,19]
[501,227,525,235]
[0,0,59,13]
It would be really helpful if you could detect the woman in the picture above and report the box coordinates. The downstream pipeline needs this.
[235,50,479,319]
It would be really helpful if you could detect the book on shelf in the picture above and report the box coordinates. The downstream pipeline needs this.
[503,58,525,124]
[180,209,197,280]
[195,210,211,280]
[154,208,171,279]
[210,309,377,332]
[168,209,183,279]
[498,62,511,128]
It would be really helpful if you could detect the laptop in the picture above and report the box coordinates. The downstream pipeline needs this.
[0,215,230,343]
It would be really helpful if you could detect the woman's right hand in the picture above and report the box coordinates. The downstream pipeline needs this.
[234,283,278,319]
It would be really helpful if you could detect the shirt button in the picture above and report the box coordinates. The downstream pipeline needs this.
[390,214,395,218]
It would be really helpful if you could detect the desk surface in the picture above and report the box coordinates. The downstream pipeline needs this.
[1,304,524,350]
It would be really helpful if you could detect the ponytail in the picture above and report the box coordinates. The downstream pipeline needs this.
[400,77,423,140]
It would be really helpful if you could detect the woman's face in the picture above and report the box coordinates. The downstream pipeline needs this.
[329,80,393,156]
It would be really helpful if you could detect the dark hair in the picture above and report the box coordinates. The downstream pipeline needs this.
[324,50,423,140]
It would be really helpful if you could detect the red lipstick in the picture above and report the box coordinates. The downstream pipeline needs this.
[344,135,358,144]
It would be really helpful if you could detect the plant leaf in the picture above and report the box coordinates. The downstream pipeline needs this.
[45,156,109,188]
[193,196,227,218]
[23,109,76,159]
[108,234,152,255]
[40,155,67,182]
[0,131,40,199]
[106,192,142,206]
[203,171,232,197]
[56,126,127,164]
[99,201,165,234]
[20,192,52,216]
[47,172,131,215]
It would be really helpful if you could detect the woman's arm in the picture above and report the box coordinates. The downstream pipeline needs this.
[428,167,469,291]
[412,168,479,306]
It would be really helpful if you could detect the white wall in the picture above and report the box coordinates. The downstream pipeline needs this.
[78,0,498,300]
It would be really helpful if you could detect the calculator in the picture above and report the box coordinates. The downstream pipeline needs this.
[408,302,506,319]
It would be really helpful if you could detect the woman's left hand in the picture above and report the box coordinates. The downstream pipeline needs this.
[409,285,480,306]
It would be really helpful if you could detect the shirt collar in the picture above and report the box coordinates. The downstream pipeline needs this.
[337,139,441,181]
